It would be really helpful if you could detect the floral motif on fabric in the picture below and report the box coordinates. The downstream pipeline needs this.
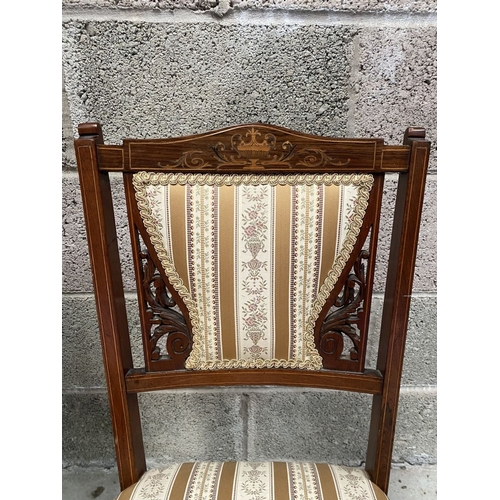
[329,465,376,500]
[237,186,274,360]
[235,462,272,500]
[134,464,180,500]
[144,185,165,233]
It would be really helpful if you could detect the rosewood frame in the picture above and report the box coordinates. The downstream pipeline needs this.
[74,123,430,494]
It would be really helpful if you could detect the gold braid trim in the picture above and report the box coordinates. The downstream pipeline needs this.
[133,172,373,371]
[133,172,369,188]
[305,175,373,368]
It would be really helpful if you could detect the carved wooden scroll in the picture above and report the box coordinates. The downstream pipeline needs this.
[319,250,370,371]
[139,248,192,370]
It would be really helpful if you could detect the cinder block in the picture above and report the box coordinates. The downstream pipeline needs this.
[401,296,437,386]
[62,21,354,143]
[374,175,437,293]
[354,26,437,170]
[61,0,223,10]
[62,390,245,466]
[393,390,436,465]
[62,295,144,389]
[62,19,436,290]
[62,174,98,293]
[62,296,105,389]
[62,173,136,293]
[247,389,372,465]
[414,176,437,290]
[233,0,436,11]
[61,0,436,12]
[247,387,436,466]
[366,295,437,386]
[339,0,436,12]
[138,391,245,464]
[63,76,77,170]
[63,387,435,467]
[62,393,116,467]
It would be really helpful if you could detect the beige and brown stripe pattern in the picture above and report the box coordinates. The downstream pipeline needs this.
[119,462,388,500]
[133,173,373,371]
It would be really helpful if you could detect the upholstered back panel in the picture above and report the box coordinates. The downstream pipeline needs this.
[133,173,373,370]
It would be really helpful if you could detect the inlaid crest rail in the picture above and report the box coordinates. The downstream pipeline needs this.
[94,124,410,173]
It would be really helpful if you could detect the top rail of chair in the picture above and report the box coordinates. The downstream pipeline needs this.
[78,122,416,173]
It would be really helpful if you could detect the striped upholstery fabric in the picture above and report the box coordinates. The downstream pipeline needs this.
[133,173,373,370]
[117,462,388,500]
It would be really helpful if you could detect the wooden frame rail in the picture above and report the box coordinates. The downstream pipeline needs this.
[96,144,411,173]
[125,368,384,394]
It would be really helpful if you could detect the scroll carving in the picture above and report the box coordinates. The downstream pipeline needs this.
[140,248,191,366]
[160,150,210,170]
[319,250,369,368]
[158,127,351,169]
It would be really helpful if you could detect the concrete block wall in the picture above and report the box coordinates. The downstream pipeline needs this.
[62,0,437,471]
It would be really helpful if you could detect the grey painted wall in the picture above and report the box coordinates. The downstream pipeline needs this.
[62,0,437,470]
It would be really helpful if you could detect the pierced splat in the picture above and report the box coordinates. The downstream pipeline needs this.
[139,248,192,370]
[319,250,370,371]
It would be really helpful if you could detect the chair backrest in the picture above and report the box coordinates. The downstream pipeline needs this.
[74,123,430,495]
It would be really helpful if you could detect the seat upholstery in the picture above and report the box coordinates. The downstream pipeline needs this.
[116,462,388,500]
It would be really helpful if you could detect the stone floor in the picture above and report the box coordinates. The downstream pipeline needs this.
[62,464,436,500]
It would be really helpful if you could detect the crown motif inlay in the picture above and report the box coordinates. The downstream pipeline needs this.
[232,128,275,163]
[157,127,350,170]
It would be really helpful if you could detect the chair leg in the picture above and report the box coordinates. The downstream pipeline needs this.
[108,391,147,489]
[365,393,399,493]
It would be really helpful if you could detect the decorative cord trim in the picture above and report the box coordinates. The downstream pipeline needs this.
[133,172,373,371]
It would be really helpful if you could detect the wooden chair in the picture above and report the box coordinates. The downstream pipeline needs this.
[74,122,430,500]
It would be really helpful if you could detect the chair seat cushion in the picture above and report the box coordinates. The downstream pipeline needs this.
[117,462,388,500]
